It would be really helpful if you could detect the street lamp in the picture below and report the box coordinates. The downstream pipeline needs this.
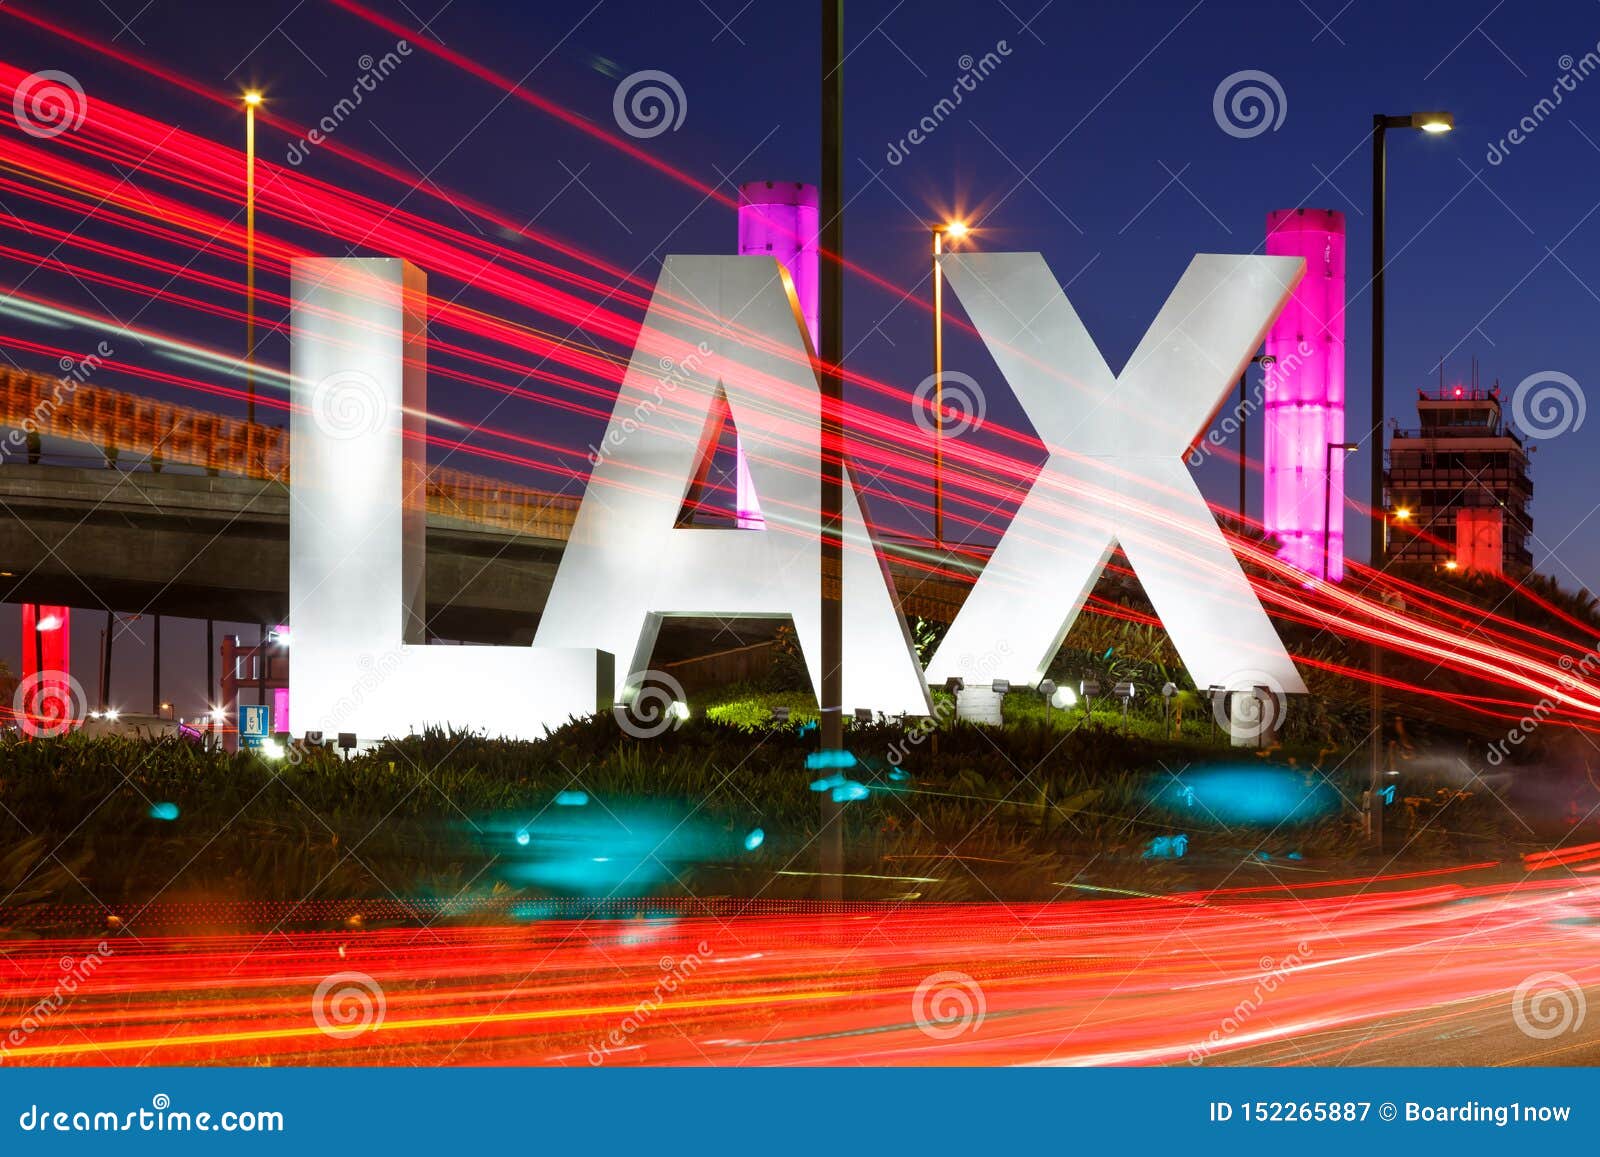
[1322,441,1360,581]
[931,219,970,545]
[1369,107,1453,852]
[243,91,263,428]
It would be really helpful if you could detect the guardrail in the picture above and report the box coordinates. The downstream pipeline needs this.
[0,367,580,539]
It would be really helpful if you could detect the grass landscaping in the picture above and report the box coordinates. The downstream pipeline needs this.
[0,686,1549,934]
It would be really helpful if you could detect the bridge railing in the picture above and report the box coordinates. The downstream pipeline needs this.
[0,367,580,538]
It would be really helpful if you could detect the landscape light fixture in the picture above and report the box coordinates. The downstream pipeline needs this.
[1207,684,1224,740]
[337,732,357,758]
[854,707,874,724]
[990,679,1010,694]
[944,676,964,695]
[304,730,324,746]
[1113,681,1137,733]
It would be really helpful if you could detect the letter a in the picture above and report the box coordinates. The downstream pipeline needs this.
[537,255,931,716]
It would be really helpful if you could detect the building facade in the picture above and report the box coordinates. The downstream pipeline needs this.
[1384,386,1533,575]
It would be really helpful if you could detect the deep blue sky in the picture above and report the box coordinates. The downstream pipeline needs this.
[4,0,1600,711]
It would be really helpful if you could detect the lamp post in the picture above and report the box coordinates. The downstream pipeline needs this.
[818,0,845,900]
[243,91,262,427]
[931,219,968,545]
[1323,441,1360,581]
[1369,109,1452,852]
[1237,352,1275,524]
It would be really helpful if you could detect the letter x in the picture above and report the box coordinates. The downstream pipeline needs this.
[926,252,1308,695]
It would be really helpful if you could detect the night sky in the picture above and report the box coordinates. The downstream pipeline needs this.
[2,0,1599,713]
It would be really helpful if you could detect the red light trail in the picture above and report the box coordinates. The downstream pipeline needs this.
[2,873,1597,1066]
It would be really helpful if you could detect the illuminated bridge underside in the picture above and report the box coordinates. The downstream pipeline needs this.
[0,464,971,640]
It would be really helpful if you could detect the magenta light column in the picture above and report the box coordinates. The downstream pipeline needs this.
[735,181,820,528]
[1264,208,1347,581]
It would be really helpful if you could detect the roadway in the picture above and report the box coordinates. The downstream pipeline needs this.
[2,870,1596,1066]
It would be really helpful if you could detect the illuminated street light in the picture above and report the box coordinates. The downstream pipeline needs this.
[1370,105,1454,853]
[931,219,972,546]
[242,90,263,427]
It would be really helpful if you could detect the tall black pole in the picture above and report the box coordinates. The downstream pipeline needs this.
[206,619,215,714]
[152,613,162,716]
[818,0,845,900]
[99,610,113,712]
[1368,116,1387,853]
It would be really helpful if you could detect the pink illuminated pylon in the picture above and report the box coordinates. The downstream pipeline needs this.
[1265,209,1347,582]
[735,181,819,529]
[19,604,71,734]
